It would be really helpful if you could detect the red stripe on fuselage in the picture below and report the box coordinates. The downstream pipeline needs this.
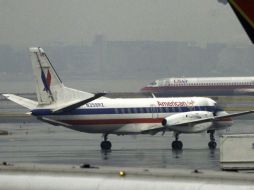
[142,85,253,91]
[61,118,164,125]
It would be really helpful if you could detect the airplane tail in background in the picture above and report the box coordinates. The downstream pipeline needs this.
[228,0,254,44]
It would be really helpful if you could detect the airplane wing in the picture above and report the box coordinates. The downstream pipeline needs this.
[52,93,106,113]
[215,110,254,120]
[2,94,37,109]
[168,110,254,126]
[168,110,254,127]
[142,110,254,134]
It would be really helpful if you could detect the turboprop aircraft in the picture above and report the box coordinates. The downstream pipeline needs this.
[3,47,254,150]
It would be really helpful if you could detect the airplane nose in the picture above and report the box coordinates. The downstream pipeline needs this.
[140,87,147,92]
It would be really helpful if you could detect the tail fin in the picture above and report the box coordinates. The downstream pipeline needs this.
[29,47,63,104]
[29,47,96,106]
[228,0,254,43]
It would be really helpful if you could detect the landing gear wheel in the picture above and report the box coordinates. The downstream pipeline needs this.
[208,141,217,150]
[100,141,112,150]
[172,141,183,150]
[207,130,216,150]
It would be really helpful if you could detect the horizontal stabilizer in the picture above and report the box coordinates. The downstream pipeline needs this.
[2,94,37,109]
[52,93,106,113]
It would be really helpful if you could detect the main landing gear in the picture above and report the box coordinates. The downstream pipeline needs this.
[100,134,112,151]
[171,131,217,150]
[171,132,183,150]
[208,130,217,150]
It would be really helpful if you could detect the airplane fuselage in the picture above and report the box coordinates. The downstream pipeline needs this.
[141,77,254,96]
[31,97,232,134]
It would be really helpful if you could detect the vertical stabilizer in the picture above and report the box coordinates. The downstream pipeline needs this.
[29,47,63,104]
[29,47,96,106]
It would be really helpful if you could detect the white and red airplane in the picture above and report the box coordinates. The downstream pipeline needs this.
[142,0,254,97]
[3,47,253,150]
[141,77,254,97]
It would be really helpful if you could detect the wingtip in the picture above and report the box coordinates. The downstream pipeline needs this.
[2,94,10,98]
[29,47,45,53]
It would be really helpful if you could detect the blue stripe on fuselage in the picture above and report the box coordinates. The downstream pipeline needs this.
[31,106,216,116]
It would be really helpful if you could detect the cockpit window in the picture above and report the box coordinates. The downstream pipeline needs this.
[149,81,157,86]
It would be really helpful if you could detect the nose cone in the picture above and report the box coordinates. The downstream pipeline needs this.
[140,86,159,93]
[140,86,149,92]
[207,98,217,107]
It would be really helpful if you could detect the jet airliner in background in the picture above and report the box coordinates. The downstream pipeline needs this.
[141,77,254,97]
[142,0,254,97]
[3,48,254,150]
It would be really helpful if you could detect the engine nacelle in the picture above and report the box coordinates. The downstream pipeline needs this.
[162,111,214,133]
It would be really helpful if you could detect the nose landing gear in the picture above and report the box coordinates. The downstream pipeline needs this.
[100,134,112,150]
[208,130,217,149]
[171,132,183,150]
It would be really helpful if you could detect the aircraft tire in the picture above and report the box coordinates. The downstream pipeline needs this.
[208,141,217,150]
[172,141,183,150]
[101,141,112,150]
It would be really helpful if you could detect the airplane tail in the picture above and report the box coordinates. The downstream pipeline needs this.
[29,47,62,104]
[3,47,106,116]
[29,47,98,106]
[228,0,254,43]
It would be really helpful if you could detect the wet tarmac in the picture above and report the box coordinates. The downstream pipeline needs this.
[0,119,253,170]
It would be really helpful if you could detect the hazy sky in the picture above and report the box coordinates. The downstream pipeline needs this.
[0,0,251,48]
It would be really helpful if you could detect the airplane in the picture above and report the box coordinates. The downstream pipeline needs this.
[141,77,254,97]
[3,47,254,151]
[141,0,254,97]
[220,0,254,44]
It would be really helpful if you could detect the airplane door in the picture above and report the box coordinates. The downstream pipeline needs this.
[150,104,158,118]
